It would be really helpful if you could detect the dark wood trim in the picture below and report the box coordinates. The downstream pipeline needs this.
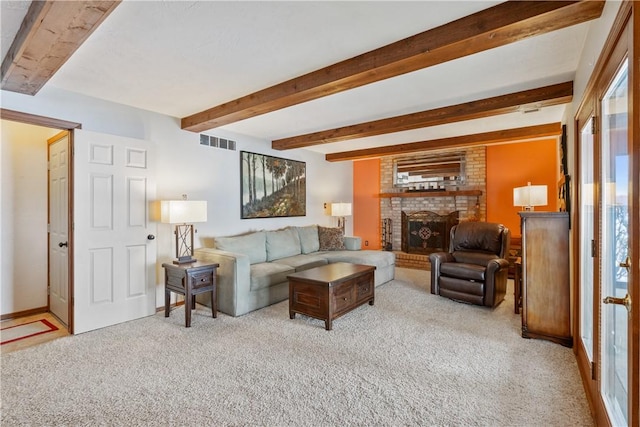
[182,1,603,132]
[1,108,81,130]
[1,1,121,95]
[325,123,561,162]
[0,306,48,321]
[273,82,573,150]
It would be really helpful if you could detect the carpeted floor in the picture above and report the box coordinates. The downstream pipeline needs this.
[0,268,593,426]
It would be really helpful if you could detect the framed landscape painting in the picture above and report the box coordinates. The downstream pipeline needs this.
[240,151,306,219]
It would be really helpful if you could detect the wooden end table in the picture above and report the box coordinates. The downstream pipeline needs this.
[162,261,219,327]
[288,262,375,330]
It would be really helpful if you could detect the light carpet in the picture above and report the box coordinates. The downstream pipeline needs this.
[1,319,58,345]
[0,269,592,426]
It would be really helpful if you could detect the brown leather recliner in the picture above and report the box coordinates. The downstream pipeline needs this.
[429,221,510,308]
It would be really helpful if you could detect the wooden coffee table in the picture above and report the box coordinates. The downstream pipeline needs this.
[288,262,376,330]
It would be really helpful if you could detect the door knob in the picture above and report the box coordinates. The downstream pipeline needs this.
[147,234,156,240]
[619,256,631,271]
[58,241,68,248]
[603,293,632,314]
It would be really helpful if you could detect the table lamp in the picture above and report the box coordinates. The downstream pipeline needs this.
[331,202,352,233]
[161,196,207,264]
[513,182,548,211]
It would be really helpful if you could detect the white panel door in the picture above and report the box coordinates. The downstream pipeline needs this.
[49,133,70,325]
[74,130,156,334]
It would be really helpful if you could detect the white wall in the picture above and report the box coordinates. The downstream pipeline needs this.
[1,86,353,314]
[1,120,58,314]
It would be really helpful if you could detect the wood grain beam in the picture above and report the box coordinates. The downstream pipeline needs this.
[325,123,562,162]
[1,1,121,95]
[273,81,573,150]
[182,1,603,132]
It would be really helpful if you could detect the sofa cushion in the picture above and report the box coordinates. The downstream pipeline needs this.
[295,225,320,254]
[320,250,395,270]
[250,262,295,291]
[274,254,328,272]
[318,226,345,251]
[266,228,301,261]
[215,231,266,265]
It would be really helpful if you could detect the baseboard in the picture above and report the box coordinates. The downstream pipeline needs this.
[155,300,185,313]
[1,306,49,321]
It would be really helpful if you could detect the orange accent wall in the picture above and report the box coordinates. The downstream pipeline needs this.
[486,139,558,237]
[353,158,381,249]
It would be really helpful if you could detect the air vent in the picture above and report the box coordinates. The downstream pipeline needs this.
[200,134,236,151]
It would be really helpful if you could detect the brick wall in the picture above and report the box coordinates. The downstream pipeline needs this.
[380,147,487,250]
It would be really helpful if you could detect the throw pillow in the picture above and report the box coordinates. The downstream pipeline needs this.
[318,226,345,251]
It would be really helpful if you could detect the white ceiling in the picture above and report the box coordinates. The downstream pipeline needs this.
[1,1,592,155]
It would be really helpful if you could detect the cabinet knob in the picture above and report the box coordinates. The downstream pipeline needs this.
[58,241,68,248]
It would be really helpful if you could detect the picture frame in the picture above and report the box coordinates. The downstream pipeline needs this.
[240,151,306,219]
[558,174,571,216]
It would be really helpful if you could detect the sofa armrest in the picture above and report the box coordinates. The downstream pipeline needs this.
[194,248,251,317]
[344,236,362,251]
[428,252,454,295]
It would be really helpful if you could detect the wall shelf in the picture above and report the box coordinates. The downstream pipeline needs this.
[379,190,482,198]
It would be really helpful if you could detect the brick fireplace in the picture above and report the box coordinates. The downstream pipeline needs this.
[380,147,487,269]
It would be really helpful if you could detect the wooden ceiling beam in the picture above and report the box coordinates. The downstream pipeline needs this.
[1,1,121,95]
[273,81,573,150]
[182,1,603,133]
[325,123,562,162]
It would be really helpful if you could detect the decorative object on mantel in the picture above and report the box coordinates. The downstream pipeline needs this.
[513,182,548,211]
[331,202,352,233]
[240,151,306,219]
[161,195,207,264]
[379,189,482,198]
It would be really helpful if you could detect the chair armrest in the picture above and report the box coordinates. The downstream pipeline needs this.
[194,248,251,316]
[484,258,510,307]
[428,252,454,295]
[344,236,361,251]
[486,258,510,275]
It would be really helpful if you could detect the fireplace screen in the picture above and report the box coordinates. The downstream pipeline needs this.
[401,211,459,254]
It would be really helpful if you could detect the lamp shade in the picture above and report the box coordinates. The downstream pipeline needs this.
[513,183,548,208]
[331,202,352,217]
[160,200,207,224]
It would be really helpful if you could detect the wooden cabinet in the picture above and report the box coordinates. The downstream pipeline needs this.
[519,212,572,347]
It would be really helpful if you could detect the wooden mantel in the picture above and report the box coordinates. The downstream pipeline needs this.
[379,190,482,198]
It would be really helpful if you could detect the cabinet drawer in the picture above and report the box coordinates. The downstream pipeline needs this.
[355,274,373,300]
[190,271,213,290]
[332,285,354,312]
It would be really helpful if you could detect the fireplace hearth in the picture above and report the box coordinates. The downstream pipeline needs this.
[401,211,459,254]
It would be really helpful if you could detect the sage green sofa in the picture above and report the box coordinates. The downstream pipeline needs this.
[194,225,395,317]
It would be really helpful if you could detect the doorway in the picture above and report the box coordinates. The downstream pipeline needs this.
[0,109,80,333]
